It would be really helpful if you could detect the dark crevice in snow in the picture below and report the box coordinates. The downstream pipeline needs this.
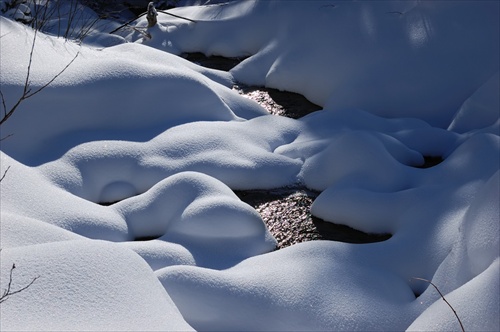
[183,52,248,71]
[134,235,161,241]
[236,189,392,249]
[125,1,177,17]
[233,84,322,119]
[124,3,148,17]
[417,156,444,169]
[183,52,322,118]
[98,200,121,206]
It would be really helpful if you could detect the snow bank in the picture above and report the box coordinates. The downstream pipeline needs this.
[0,240,194,331]
[0,212,85,248]
[158,241,418,331]
[37,115,302,202]
[448,71,500,134]
[114,171,277,268]
[150,0,499,127]
[0,152,130,241]
[1,150,276,269]
[0,17,267,165]
[408,259,500,332]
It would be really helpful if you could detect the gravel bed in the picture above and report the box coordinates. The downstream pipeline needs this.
[233,84,322,119]
[236,189,391,249]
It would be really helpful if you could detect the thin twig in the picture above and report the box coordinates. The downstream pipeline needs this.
[109,12,147,34]
[0,90,7,118]
[0,263,40,304]
[0,166,11,182]
[0,30,80,126]
[157,10,197,23]
[109,8,197,35]
[24,51,79,100]
[0,28,38,125]
[0,134,14,141]
[412,277,465,332]
[1,263,16,299]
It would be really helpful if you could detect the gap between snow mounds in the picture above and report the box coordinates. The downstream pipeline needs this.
[183,52,445,166]
[183,52,323,119]
[93,53,443,249]
[94,53,441,248]
[179,52,444,248]
[236,188,391,249]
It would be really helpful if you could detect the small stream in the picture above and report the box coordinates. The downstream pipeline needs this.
[236,189,391,249]
[185,52,394,249]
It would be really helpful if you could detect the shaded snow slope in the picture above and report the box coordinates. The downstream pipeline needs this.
[1,152,276,268]
[138,0,499,127]
[0,17,267,165]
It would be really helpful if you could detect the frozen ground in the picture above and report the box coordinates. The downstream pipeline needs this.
[0,0,499,331]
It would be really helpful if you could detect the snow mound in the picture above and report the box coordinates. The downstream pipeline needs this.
[0,152,130,241]
[157,241,417,331]
[2,151,277,269]
[0,240,194,331]
[146,1,499,128]
[448,71,500,134]
[0,17,267,165]
[37,115,302,202]
[408,259,500,332]
[114,171,277,268]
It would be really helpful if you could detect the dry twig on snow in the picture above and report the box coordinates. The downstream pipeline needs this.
[412,277,465,332]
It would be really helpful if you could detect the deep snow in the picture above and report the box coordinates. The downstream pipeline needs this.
[0,0,499,331]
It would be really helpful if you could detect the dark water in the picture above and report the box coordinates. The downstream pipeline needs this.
[184,52,245,71]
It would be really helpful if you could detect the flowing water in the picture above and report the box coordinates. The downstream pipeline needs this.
[184,52,393,249]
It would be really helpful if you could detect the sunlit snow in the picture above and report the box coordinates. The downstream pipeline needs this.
[1,0,498,331]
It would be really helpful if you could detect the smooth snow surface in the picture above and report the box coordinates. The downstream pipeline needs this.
[1,1,499,331]
[0,241,194,331]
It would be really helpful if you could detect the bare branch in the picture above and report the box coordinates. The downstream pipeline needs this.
[0,90,7,118]
[0,27,38,126]
[0,166,11,182]
[0,262,40,304]
[24,51,79,100]
[109,12,147,35]
[412,277,465,332]
[157,9,197,23]
[23,27,38,97]
[0,27,79,126]
[2,263,16,300]
[109,7,197,35]
[0,134,14,141]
